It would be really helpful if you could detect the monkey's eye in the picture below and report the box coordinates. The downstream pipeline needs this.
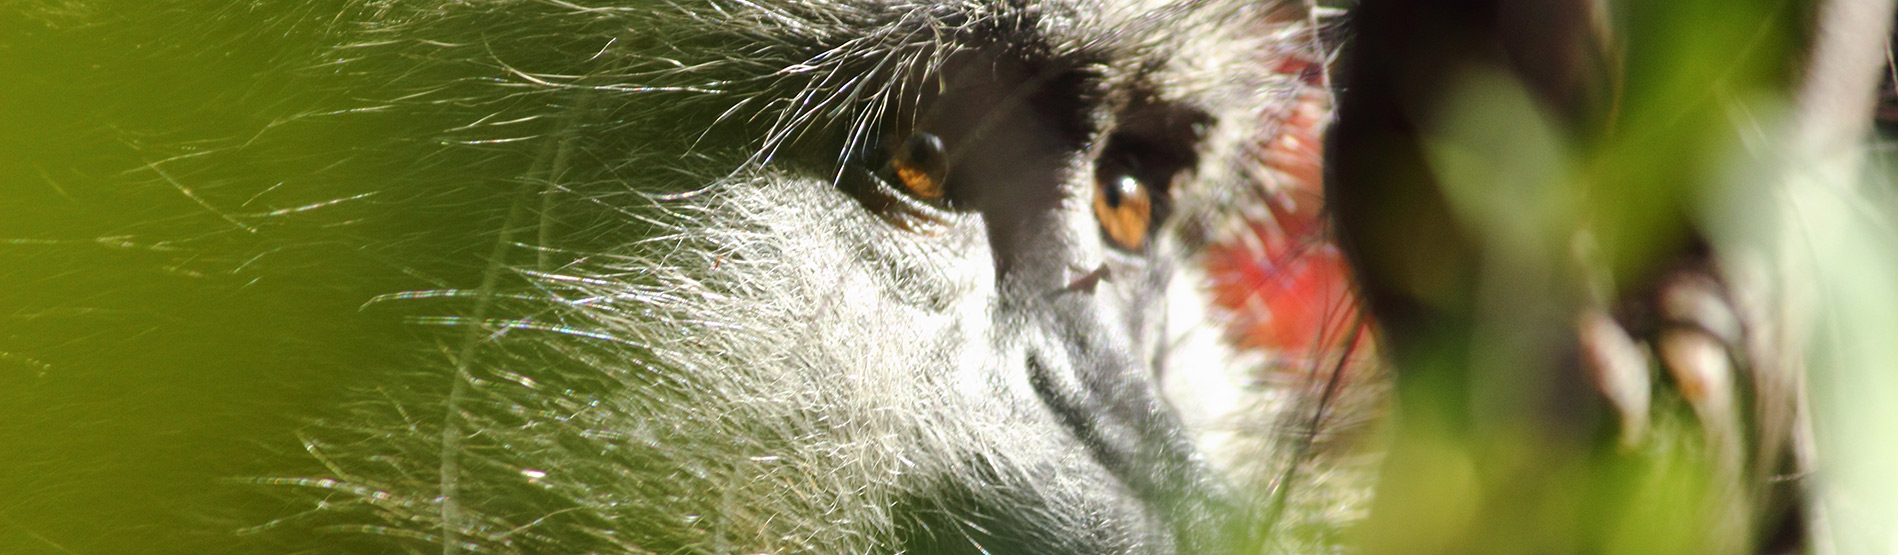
[886,132,949,201]
[1093,162,1156,250]
[1092,125,1197,252]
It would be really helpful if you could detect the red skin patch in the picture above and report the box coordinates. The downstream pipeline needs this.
[1202,56,1373,377]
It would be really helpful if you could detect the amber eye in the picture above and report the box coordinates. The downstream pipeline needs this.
[889,132,949,200]
[1093,167,1154,250]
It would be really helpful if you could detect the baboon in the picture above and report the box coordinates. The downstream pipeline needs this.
[3,0,1887,553]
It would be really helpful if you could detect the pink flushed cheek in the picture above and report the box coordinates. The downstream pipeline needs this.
[1203,57,1375,377]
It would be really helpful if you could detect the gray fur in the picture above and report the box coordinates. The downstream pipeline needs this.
[1,1,1353,553]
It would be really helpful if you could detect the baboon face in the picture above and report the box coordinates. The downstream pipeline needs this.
[2,0,1351,553]
[7,0,1866,551]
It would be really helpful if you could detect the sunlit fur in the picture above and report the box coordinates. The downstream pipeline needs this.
[9,0,1363,553]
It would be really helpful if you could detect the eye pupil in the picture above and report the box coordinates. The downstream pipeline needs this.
[890,132,949,200]
[903,134,944,168]
[1104,174,1139,208]
[1093,165,1155,251]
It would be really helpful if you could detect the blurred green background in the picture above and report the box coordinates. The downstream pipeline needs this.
[1,3,522,552]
